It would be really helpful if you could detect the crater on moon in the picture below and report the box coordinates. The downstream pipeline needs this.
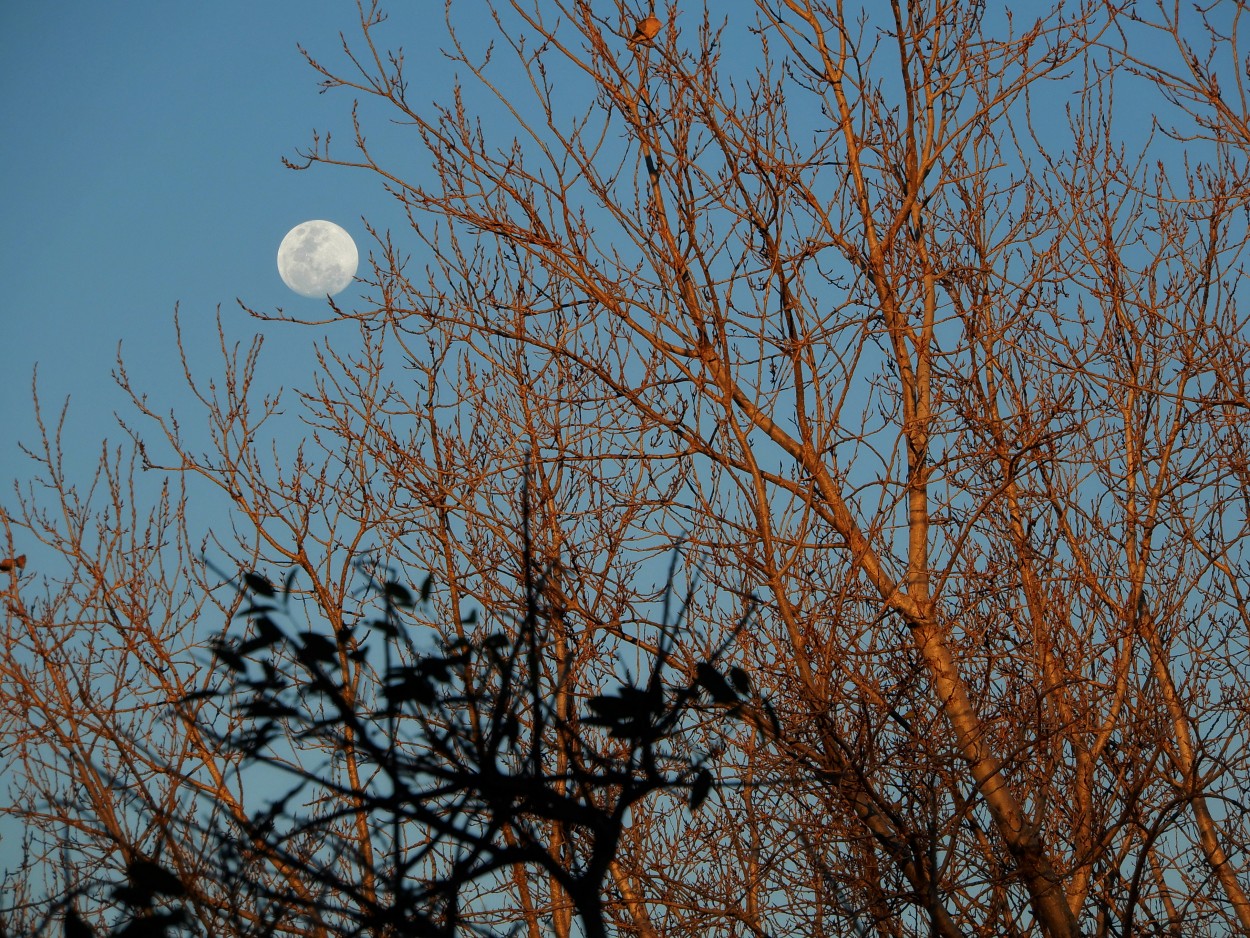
[277,220,358,298]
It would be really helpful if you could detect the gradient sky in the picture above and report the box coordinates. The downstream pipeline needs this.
[0,2,1184,532]
[0,0,1220,900]
[0,0,453,879]
[1,2,438,498]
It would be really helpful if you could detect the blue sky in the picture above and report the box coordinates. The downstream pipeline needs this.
[4,0,1243,915]
[0,0,448,882]
[1,2,432,495]
[0,1,1189,530]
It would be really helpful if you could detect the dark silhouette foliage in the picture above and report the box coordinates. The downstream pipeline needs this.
[59,530,757,938]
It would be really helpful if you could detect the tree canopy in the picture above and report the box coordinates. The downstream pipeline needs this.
[5,2,1250,936]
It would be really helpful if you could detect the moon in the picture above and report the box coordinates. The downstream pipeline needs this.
[276,220,359,298]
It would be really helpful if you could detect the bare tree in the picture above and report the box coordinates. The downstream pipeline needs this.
[5,1,1250,936]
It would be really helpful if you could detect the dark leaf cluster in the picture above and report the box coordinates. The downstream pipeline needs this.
[120,548,763,938]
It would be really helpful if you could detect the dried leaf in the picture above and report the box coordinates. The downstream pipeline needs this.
[243,571,276,597]
[689,768,713,811]
[696,662,738,704]
[384,580,414,608]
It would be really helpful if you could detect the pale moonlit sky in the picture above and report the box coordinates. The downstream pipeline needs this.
[0,3,1183,543]
[0,0,452,881]
[0,2,436,498]
[0,0,1219,902]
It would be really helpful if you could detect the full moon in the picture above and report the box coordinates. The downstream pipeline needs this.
[276,220,359,298]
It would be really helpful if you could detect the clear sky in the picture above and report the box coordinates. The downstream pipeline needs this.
[0,2,1188,536]
[0,2,434,499]
[0,0,454,881]
[1,0,1235,915]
